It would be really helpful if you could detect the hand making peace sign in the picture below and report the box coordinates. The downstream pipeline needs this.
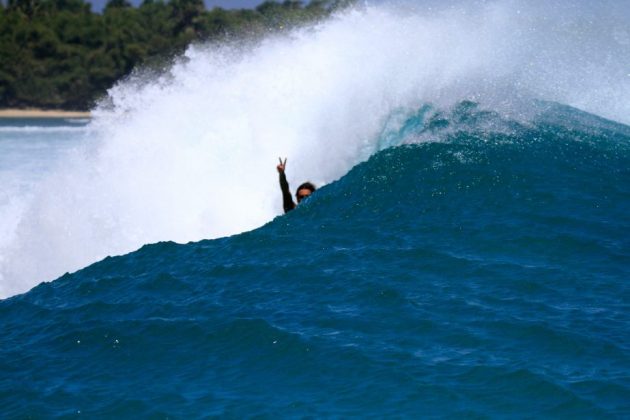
[277,157,287,174]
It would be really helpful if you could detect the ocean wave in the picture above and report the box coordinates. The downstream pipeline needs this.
[1,0,629,300]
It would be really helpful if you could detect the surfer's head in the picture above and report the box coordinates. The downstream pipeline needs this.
[296,182,316,203]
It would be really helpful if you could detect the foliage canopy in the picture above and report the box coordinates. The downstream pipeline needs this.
[0,0,350,109]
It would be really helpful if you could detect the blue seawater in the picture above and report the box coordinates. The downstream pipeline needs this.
[1,103,629,417]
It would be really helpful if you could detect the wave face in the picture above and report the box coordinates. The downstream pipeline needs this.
[1,0,629,297]
[1,101,629,416]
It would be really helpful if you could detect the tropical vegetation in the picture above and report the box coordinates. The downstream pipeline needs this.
[0,0,350,109]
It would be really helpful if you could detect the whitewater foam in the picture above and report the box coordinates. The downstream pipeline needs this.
[1,0,628,297]
[0,126,88,134]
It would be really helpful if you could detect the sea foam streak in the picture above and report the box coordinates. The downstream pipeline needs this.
[1,0,628,297]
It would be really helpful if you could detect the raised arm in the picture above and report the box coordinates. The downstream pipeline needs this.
[277,157,296,213]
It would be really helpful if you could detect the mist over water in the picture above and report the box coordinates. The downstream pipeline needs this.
[1,0,629,298]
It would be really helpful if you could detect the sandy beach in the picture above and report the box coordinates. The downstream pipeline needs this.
[0,109,91,118]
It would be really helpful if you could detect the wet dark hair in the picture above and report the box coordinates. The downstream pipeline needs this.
[296,182,316,199]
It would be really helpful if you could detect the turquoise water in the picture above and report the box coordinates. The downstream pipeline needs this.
[0,118,89,262]
[1,102,628,417]
[0,118,88,184]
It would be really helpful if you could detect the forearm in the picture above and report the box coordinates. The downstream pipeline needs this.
[279,172,295,213]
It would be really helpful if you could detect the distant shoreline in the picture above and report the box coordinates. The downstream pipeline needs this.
[0,109,91,119]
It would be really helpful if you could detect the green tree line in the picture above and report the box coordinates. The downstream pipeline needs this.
[0,0,351,110]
